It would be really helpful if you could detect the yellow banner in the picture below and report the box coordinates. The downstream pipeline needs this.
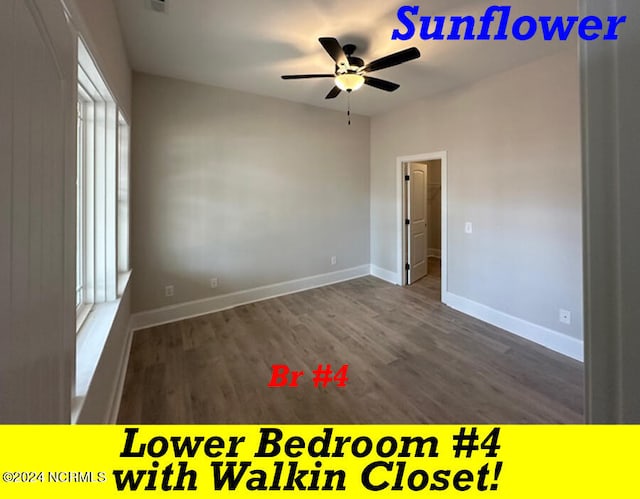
[0,425,637,497]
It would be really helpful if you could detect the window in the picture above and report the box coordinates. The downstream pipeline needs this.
[76,86,91,329]
[117,112,130,277]
[76,39,130,330]
[76,97,86,309]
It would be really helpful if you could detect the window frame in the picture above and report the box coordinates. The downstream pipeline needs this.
[117,112,130,282]
[76,87,92,329]
[75,38,130,332]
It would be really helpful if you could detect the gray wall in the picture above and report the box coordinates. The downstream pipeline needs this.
[581,0,640,422]
[1,0,132,423]
[1,0,76,423]
[371,48,583,341]
[0,0,132,423]
[65,0,132,117]
[427,161,442,254]
[131,73,370,313]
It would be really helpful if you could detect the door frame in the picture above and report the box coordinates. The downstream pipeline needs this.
[397,151,448,299]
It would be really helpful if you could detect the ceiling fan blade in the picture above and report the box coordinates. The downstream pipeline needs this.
[281,74,335,80]
[364,76,400,92]
[363,47,421,73]
[325,86,342,99]
[319,37,349,67]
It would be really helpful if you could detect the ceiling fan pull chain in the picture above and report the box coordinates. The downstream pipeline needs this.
[347,92,351,126]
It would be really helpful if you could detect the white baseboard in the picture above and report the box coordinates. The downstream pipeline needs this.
[131,265,371,331]
[443,291,583,362]
[428,249,441,258]
[129,266,583,366]
[106,323,134,424]
[370,265,401,285]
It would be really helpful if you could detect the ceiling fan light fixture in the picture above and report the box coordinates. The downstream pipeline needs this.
[335,73,365,92]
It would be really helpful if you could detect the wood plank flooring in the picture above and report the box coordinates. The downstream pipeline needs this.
[118,264,584,424]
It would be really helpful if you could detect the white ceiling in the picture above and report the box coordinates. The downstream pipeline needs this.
[114,0,577,116]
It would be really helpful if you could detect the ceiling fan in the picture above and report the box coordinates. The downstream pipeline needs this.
[281,37,421,99]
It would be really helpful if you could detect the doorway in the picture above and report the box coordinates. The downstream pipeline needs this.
[397,152,447,300]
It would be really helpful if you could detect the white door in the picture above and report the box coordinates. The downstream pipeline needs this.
[407,163,428,284]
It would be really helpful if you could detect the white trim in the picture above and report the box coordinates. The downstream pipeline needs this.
[106,322,133,424]
[397,151,448,299]
[579,0,640,422]
[131,265,371,331]
[428,249,442,259]
[370,265,400,285]
[72,272,132,424]
[72,299,120,423]
[62,3,131,122]
[76,38,122,308]
[75,303,92,332]
[104,102,118,301]
[117,114,130,276]
[443,291,584,362]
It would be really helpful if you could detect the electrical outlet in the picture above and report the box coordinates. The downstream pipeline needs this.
[331,256,337,265]
[559,309,571,325]
[165,285,174,297]
[465,222,473,234]
[210,277,218,289]
[146,0,167,13]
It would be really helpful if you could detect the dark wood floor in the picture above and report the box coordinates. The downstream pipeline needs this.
[118,259,584,424]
